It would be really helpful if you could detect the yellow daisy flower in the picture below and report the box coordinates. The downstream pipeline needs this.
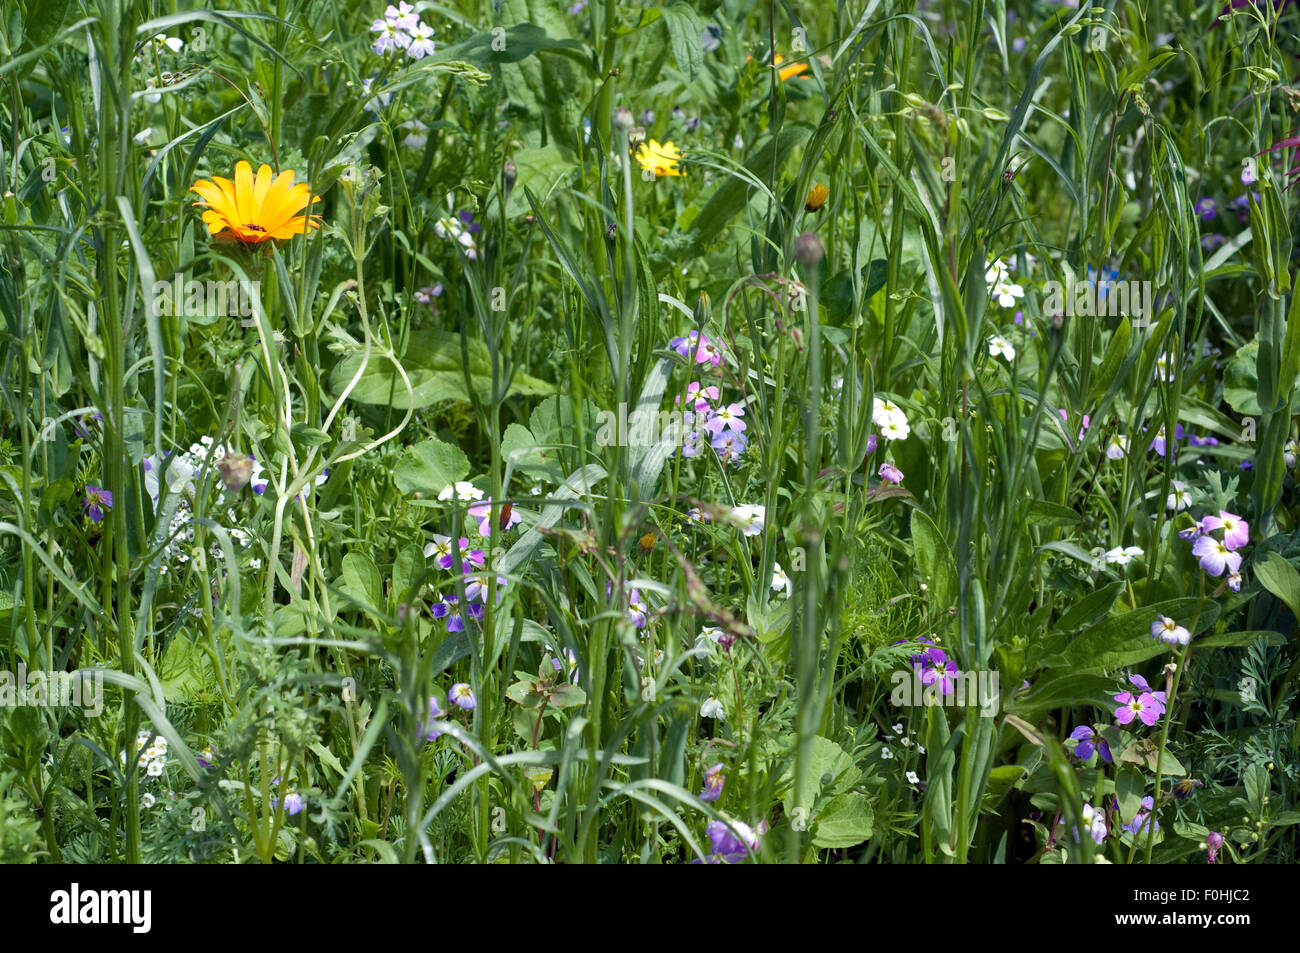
[189,160,322,244]
[634,139,685,178]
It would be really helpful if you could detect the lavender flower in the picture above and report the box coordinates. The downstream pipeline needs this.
[82,486,113,523]
[699,763,725,803]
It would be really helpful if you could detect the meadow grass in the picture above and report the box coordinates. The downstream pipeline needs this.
[0,0,1298,865]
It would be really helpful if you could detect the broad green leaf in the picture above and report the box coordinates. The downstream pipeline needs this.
[812,792,875,848]
[329,329,554,410]
[911,510,957,612]
[392,437,471,497]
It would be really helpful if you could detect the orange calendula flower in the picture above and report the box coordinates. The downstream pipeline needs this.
[805,182,829,212]
[633,139,685,178]
[189,160,322,244]
[773,54,808,82]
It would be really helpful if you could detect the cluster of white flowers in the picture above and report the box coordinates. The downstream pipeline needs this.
[119,731,168,779]
[872,397,911,441]
[985,258,1024,308]
[144,436,326,577]
[370,2,437,59]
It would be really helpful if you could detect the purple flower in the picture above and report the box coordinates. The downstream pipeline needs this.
[1206,830,1224,863]
[1195,197,1217,220]
[449,683,476,710]
[864,433,879,456]
[668,330,724,367]
[282,791,306,816]
[915,648,957,695]
[698,818,761,863]
[82,486,113,523]
[1120,796,1157,836]
[1114,690,1164,727]
[1191,534,1242,577]
[431,595,469,632]
[711,429,747,464]
[422,696,444,741]
[1069,725,1112,763]
[704,402,746,435]
[1127,674,1167,706]
[468,498,522,537]
[1201,510,1249,550]
[878,462,903,484]
[699,763,725,803]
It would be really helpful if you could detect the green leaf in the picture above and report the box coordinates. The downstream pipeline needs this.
[661,3,704,82]
[1061,598,1218,674]
[1254,552,1300,620]
[392,437,471,497]
[812,792,875,848]
[1027,500,1080,527]
[784,736,861,814]
[341,552,383,609]
[911,510,957,612]
[329,329,554,410]
[1055,581,1124,633]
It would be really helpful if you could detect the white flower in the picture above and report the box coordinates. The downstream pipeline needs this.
[906,771,920,784]
[881,747,893,759]
[147,760,164,777]
[434,214,479,259]
[988,335,1016,362]
[985,259,1024,307]
[917,744,926,754]
[872,397,907,429]
[1105,434,1128,460]
[424,534,454,561]
[407,22,436,59]
[1104,545,1143,566]
[880,418,911,441]
[153,33,184,53]
[438,481,484,502]
[1284,438,1298,469]
[892,723,904,735]
[727,504,765,536]
[399,118,429,150]
[133,127,153,146]
[771,562,791,597]
[1166,480,1192,511]
[700,695,725,719]
[142,793,156,808]
[1151,615,1190,646]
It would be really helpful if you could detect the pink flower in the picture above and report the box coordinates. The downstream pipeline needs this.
[878,463,903,484]
[1114,690,1164,727]
[1201,510,1249,551]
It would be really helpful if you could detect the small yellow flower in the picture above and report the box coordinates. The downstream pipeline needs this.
[805,182,829,212]
[633,139,685,178]
[773,54,808,82]
[189,160,322,244]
